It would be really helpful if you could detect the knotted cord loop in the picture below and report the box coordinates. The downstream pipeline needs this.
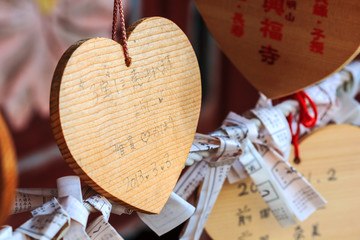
[284,91,318,164]
[112,0,132,67]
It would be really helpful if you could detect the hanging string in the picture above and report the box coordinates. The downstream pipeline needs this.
[284,91,318,164]
[112,0,132,67]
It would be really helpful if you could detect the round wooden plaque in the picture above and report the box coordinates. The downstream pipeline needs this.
[0,114,17,225]
[205,124,360,240]
[195,0,360,98]
[50,17,201,214]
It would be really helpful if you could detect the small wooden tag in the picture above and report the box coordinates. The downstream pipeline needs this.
[205,124,360,239]
[0,114,17,224]
[50,17,201,214]
[196,0,360,98]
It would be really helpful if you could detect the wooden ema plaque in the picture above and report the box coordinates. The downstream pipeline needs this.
[50,17,201,214]
[205,124,360,240]
[0,114,17,224]
[195,0,360,98]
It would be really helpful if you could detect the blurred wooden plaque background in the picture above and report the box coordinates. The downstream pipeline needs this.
[205,124,360,240]
[0,114,17,225]
[196,0,360,98]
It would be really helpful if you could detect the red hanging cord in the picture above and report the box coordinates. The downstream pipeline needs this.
[112,0,132,67]
[285,91,318,164]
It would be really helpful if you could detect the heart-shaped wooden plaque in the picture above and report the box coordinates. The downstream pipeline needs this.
[50,17,201,213]
[205,124,360,239]
[0,114,17,224]
[196,0,360,98]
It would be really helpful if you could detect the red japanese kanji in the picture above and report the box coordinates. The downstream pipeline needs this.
[231,12,245,38]
[311,28,326,40]
[286,0,296,10]
[231,25,245,37]
[285,12,295,22]
[310,27,325,54]
[313,0,328,17]
[260,18,284,41]
[259,45,280,64]
[263,0,285,16]
[233,12,245,25]
[310,40,324,54]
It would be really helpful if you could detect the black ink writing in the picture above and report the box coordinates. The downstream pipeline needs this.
[141,131,150,143]
[312,223,321,238]
[260,235,269,240]
[293,226,305,240]
[237,205,252,226]
[238,231,253,240]
[261,189,270,198]
[327,168,337,181]
[113,143,125,156]
[123,153,172,192]
[238,182,258,197]
[302,168,338,184]
[260,208,271,219]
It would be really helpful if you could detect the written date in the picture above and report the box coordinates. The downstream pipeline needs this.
[238,168,337,198]
[122,153,172,192]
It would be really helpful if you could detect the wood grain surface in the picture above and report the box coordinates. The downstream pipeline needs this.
[196,0,360,98]
[0,114,17,225]
[205,124,360,240]
[50,17,201,214]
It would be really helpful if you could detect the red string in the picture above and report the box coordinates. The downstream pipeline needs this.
[112,0,132,67]
[285,91,318,164]
[112,0,118,41]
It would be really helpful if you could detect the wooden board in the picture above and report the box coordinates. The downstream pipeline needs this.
[0,114,17,225]
[50,17,201,214]
[195,0,360,98]
[205,124,360,240]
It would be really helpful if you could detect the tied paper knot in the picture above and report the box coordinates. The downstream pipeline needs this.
[179,115,259,240]
[8,180,195,239]
[178,109,326,240]
[203,135,243,168]
[282,91,318,164]
[185,130,244,167]
[18,197,71,240]
[8,176,128,240]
